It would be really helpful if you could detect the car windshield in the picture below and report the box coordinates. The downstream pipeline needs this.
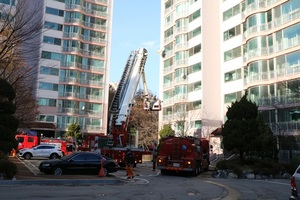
[60,153,75,161]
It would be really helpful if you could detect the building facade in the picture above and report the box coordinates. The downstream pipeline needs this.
[39,0,113,137]
[159,0,300,142]
[0,0,113,137]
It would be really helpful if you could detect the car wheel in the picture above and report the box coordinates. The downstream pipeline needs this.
[50,153,58,159]
[24,153,32,160]
[53,167,63,176]
[103,168,108,176]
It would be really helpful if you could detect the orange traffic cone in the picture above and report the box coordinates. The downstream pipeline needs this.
[98,158,105,177]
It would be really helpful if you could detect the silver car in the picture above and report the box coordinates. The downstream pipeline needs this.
[18,144,63,160]
[290,165,300,200]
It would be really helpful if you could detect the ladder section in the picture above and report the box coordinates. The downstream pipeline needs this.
[172,138,180,160]
[109,51,135,116]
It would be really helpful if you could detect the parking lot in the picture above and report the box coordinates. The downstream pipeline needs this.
[9,156,160,181]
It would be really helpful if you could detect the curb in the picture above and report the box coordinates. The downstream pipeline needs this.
[0,179,123,186]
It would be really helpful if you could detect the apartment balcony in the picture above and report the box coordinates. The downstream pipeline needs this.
[57,108,78,114]
[62,47,105,58]
[174,59,188,68]
[60,62,105,73]
[164,35,174,44]
[175,26,188,35]
[59,77,103,87]
[243,35,300,63]
[163,65,173,75]
[253,95,300,108]
[84,9,108,18]
[269,121,300,135]
[64,36,104,48]
[65,4,108,17]
[90,0,108,4]
[59,92,103,101]
[174,43,188,52]
[173,94,188,104]
[162,114,174,123]
[241,0,287,20]
[173,77,188,85]
[174,10,189,20]
[164,5,174,15]
[174,0,188,4]
[65,18,107,31]
[162,98,173,107]
[164,50,174,59]
[163,82,173,90]
[243,8,300,40]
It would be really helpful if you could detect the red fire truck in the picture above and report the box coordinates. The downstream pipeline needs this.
[157,136,210,175]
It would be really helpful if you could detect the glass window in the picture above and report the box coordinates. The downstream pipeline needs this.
[188,62,201,74]
[189,9,201,22]
[46,7,64,17]
[44,21,63,31]
[40,66,59,76]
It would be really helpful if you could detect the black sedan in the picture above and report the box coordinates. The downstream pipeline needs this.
[39,152,118,176]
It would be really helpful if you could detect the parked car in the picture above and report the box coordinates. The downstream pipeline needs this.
[18,144,63,160]
[38,152,119,176]
[290,165,300,200]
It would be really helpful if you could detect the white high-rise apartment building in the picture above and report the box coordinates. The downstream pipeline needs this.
[1,0,113,137]
[160,0,300,144]
[40,0,113,137]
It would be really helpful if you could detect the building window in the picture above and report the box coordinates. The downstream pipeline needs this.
[188,26,201,40]
[44,21,63,31]
[39,82,58,91]
[37,115,55,122]
[189,81,201,92]
[46,7,64,17]
[194,120,202,129]
[224,91,242,103]
[0,0,11,5]
[40,66,59,76]
[223,4,240,21]
[224,25,240,41]
[43,36,61,46]
[38,98,57,107]
[189,44,201,56]
[189,9,201,22]
[41,51,61,61]
[224,69,241,82]
[224,46,241,61]
[188,62,201,74]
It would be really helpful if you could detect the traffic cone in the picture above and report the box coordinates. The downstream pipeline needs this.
[98,158,105,177]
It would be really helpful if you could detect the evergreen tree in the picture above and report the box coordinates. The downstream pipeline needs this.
[222,92,276,160]
[159,124,175,138]
[65,122,81,142]
[0,79,19,154]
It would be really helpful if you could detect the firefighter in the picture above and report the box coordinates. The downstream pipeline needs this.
[125,148,135,179]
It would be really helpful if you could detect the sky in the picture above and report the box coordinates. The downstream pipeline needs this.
[109,0,161,96]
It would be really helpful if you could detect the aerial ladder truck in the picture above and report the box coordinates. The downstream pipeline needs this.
[99,48,161,167]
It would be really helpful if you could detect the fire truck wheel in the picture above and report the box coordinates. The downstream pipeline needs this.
[24,153,32,160]
[53,166,63,176]
[50,153,59,159]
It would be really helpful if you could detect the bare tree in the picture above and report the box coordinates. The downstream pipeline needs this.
[128,92,159,150]
[0,1,44,127]
[172,101,201,137]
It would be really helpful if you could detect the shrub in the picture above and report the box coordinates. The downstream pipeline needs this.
[216,158,289,178]
[0,159,17,179]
